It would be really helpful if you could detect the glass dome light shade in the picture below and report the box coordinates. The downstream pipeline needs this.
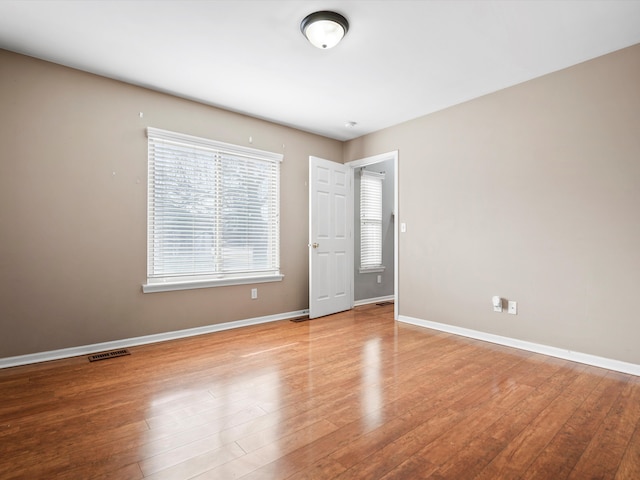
[301,11,349,49]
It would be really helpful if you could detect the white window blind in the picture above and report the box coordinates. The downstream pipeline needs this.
[360,170,385,271]
[145,127,282,292]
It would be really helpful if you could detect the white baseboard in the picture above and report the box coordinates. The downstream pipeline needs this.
[0,309,308,369]
[398,315,640,377]
[10,309,634,377]
[353,295,395,307]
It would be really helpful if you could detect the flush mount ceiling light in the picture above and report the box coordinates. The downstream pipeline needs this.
[300,11,349,49]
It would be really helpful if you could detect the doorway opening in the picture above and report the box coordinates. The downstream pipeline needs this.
[347,151,398,320]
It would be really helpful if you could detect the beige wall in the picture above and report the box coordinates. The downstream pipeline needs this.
[0,50,342,358]
[345,44,640,364]
[3,44,639,365]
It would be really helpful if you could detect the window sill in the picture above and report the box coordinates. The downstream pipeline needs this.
[142,274,284,294]
[359,266,385,274]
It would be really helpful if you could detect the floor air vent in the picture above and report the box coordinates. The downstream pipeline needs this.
[290,316,309,323]
[376,301,394,306]
[88,349,131,362]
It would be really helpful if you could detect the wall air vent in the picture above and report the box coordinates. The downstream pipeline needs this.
[88,349,131,362]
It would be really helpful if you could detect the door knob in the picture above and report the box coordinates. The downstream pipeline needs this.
[312,242,319,248]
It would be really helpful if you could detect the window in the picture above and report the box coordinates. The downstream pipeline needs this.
[143,127,283,293]
[360,169,385,273]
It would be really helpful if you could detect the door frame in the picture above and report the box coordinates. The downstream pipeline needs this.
[346,151,399,320]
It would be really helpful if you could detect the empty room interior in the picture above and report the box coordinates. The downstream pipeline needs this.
[1,1,640,479]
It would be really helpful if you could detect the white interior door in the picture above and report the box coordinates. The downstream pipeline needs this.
[309,156,352,319]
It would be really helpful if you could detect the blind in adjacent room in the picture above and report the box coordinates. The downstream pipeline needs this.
[360,170,385,270]
[146,127,282,286]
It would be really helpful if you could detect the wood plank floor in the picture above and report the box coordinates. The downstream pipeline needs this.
[1,303,639,479]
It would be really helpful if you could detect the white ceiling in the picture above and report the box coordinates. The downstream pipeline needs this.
[1,1,639,141]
